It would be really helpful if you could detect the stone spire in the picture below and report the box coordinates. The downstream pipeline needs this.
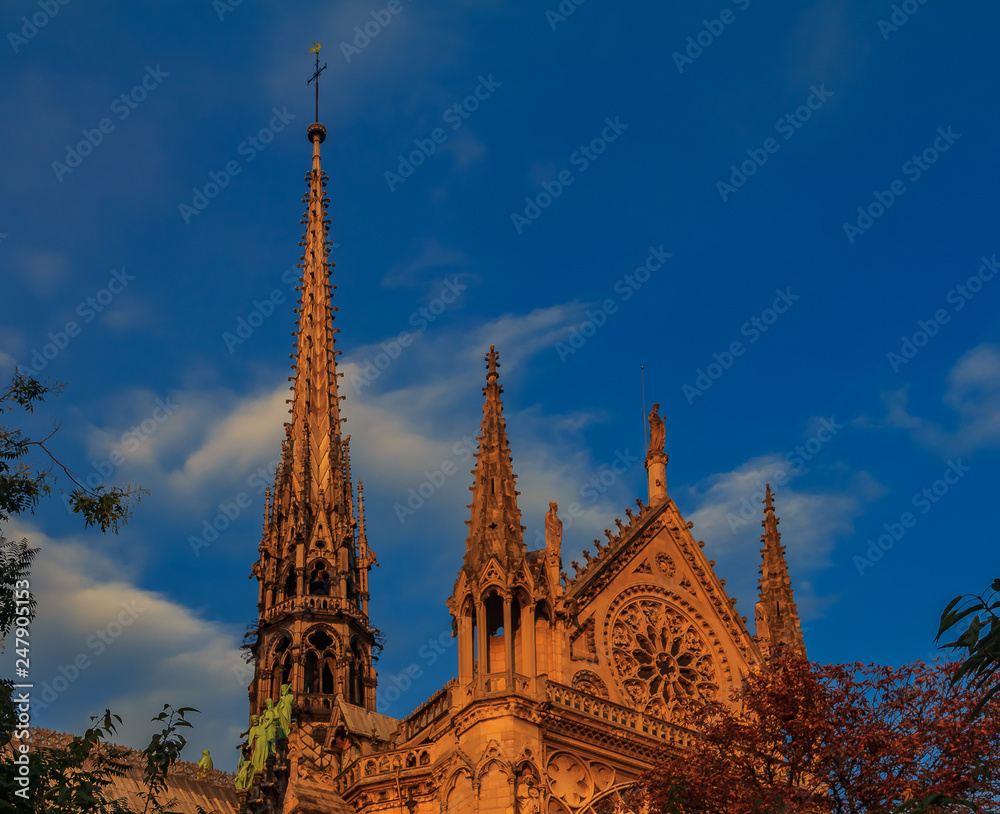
[284,119,345,545]
[249,104,380,721]
[754,484,806,659]
[463,346,525,576]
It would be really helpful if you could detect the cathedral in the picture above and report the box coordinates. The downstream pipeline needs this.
[239,103,807,814]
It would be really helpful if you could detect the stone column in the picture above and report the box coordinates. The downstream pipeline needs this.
[503,595,513,690]
[458,608,474,686]
[476,599,487,692]
[645,450,668,505]
[522,599,536,691]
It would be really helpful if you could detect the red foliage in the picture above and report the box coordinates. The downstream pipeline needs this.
[639,654,1000,814]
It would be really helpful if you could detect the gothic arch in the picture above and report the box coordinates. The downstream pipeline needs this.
[475,741,513,785]
[306,558,333,596]
[268,631,294,700]
[571,669,609,699]
[280,565,297,600]
[347,635,367,705]
[302,625,341,695]
[578,782,644,814]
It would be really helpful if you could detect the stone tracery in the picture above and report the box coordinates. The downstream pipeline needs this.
[607,595,719,719]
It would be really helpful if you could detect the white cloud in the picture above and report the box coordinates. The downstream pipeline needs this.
[681,454,879,624]
[167,386,289,494]
[382,238,470,289]
[15,250,70,297]
[0,520,247,770]
[883,343,1000,453]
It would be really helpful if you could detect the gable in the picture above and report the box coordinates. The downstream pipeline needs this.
[561,497,760,721]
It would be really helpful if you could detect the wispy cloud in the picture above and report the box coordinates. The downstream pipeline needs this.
[883,343,1000,453]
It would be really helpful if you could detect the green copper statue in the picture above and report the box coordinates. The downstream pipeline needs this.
[277,683,294,738]
[234,743,253,791]
[249,714,268,774]
[197,750,213,773]
[261,698,278,755]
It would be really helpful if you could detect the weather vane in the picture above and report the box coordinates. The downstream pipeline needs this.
[307,42,327,123]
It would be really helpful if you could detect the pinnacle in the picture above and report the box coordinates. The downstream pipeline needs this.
[463,346,525,577]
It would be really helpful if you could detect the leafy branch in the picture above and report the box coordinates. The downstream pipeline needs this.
[0,369,147,533]
[938,577,1000,718]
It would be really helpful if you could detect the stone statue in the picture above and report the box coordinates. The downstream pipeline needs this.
[755,602,770,642]
[545,501,562,551]
[196,749,213,773]
[249,714,268,774]
[277,683,294,738]
[516,777,542,814]
[648,403,665,453]
[234,744,253,791]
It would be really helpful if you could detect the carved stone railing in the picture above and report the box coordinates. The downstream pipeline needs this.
[335,744,434,794]
[296,694,337,713]
[481,672,532,693]
[399,679,455,742]
[546,683,696,748]
[262,594,369,627]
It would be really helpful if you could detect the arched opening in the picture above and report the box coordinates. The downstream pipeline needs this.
[308,560,332,596]
[303,629,337,694]
[535,603,551,676]
[271,635,291,699]
[510,593,522,674]
[304,650,319,694]
[484,592,505,674]
[283,569,296,600]
[348,640,365,705]
[321,661,335,694]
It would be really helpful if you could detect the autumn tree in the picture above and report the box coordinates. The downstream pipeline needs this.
[639,654,1000,814]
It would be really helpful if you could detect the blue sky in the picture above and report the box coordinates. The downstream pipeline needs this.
[2,0,999,771]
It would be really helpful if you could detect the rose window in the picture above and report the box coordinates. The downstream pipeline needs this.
[609,598,718,718]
